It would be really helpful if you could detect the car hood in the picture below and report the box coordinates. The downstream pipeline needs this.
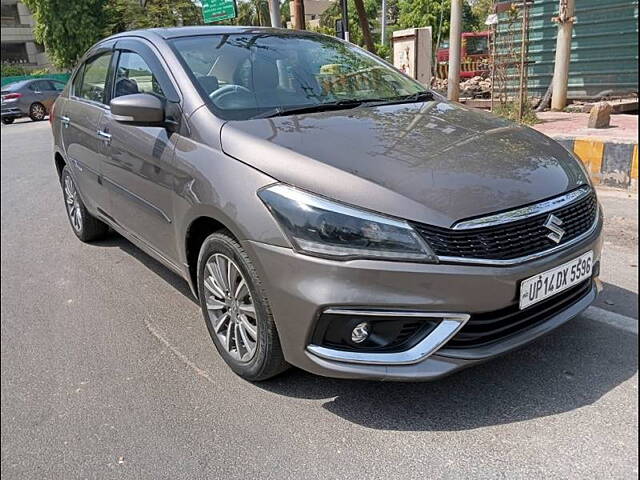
[220,100,589,228]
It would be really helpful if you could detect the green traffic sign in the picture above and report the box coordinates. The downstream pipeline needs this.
[202,0,237,23]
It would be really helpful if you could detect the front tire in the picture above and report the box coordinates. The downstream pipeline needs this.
[29,102,46,121]
[197,231,289,381]
[61,166,109,242]
[1,117,15,125]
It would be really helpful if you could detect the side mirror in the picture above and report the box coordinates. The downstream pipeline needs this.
[110,93,165,126]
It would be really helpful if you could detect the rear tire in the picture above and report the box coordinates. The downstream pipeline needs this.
[1,117,15,125]
[29,102,46,121]
[197,231,289,381]
[61,166,109,242]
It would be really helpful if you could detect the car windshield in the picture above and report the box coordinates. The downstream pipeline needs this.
[170,32,427,120]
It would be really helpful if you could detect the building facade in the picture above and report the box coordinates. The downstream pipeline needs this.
[1,0,50,69]
[288,0,333,29]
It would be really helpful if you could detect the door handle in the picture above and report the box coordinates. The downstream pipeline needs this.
[60,115,70,125]
[97,130,112,142]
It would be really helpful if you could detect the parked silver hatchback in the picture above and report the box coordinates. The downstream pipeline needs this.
[51,27,603,381]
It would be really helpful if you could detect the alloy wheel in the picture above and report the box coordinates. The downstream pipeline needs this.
[64,175,82,232]
[31,103,46,120]
[203,253,259,362]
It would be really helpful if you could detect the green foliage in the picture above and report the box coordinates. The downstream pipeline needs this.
[375,43,392,62]
[493,101,539,125]
[469,0,494,30]
[30,67,53,75]
[1,64,30,77]
[104,0,202,33]
[398,0,479,47]
[23,0,107,69]
[23,0,203,69]
[229,0,270,26]
[319,0,379,49]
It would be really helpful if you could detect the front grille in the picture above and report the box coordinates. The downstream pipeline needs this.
[412,190,598,261]
[446,279,592,349]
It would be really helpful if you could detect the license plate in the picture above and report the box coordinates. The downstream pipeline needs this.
[519,251,593,310]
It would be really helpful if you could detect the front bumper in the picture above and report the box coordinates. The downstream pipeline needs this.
[1,106,24,119]
[245,218,603,381]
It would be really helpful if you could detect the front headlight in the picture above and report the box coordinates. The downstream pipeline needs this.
[258,184,437,262]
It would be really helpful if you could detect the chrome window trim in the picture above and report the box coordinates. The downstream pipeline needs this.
[452,185,592,230]
[306,311,470,365]
[439,207,600,266]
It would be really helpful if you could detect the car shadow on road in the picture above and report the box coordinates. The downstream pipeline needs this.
[258,312,637,432]
[90,234,197,303]
[594,281,639,319]
[87,234,637,432]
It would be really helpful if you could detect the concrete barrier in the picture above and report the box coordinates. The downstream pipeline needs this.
[553,137,638,191]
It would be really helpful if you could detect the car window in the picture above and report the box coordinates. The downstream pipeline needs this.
[50,80,66,91]
[29,80,50,92]
[170,33,425,121]
[77,52,113,104]
[113,51,164,99]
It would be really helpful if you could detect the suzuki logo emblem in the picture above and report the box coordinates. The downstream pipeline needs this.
[544,214,565,244]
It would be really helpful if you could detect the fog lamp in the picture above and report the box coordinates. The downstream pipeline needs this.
[351,322,370,343]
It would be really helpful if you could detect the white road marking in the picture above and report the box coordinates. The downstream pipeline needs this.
[582,306,638,334]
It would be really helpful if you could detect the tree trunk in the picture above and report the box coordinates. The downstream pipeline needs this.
[353,0,376,54]
[293,0,306,30]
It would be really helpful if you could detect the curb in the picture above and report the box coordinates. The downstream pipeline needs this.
[549,135,638,191]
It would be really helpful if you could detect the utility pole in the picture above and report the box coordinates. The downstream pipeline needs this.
[380,0,387,46]
[341,0,349,41]
[517,0,530,121]
[293,0,306,30]
[447,0,462,101]
[268,0,282,28]
[551,0,575,110]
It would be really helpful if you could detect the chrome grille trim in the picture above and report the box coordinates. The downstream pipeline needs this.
[452,185,592,230]
[438,207,600,266]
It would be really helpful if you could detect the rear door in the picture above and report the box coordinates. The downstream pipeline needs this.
[28,80,56,111]
[60,50,115,214]
[100,39,184,263]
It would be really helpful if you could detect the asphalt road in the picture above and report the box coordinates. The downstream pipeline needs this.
[1,119,638,479]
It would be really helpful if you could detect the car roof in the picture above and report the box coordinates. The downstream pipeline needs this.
[2,80,29,90]
[108,26,319,41]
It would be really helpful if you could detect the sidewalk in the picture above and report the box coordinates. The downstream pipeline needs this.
[533,112,638,190]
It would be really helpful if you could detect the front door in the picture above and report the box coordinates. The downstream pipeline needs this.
[60,51,114,215]
[100,47,181,264]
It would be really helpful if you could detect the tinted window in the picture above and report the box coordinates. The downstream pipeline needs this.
[113,51,164,99]
[77,52,112,104]
[28,80,50,92]
[466,37,489,55]
[51,80,66,91]
[170,33,425,121]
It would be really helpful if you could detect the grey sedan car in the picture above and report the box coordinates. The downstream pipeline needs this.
[1,78,66,124]
[51,27,603,381]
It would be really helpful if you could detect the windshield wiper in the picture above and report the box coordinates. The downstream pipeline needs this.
[252,98,388,119]
[251,92,434,120]
[383,90,435,105]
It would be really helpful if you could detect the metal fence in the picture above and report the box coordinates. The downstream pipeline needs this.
[495,0,639,99]
[1,73,71,87]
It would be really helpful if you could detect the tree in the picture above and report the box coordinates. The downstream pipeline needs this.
[104,0,202,33]
[24,0,204,69]
[354,0,376,53]
[319,0,379,50]
[23,0,107,69]
[469,0,493,30]
[233,0,270,26]
[397,0,479,48]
